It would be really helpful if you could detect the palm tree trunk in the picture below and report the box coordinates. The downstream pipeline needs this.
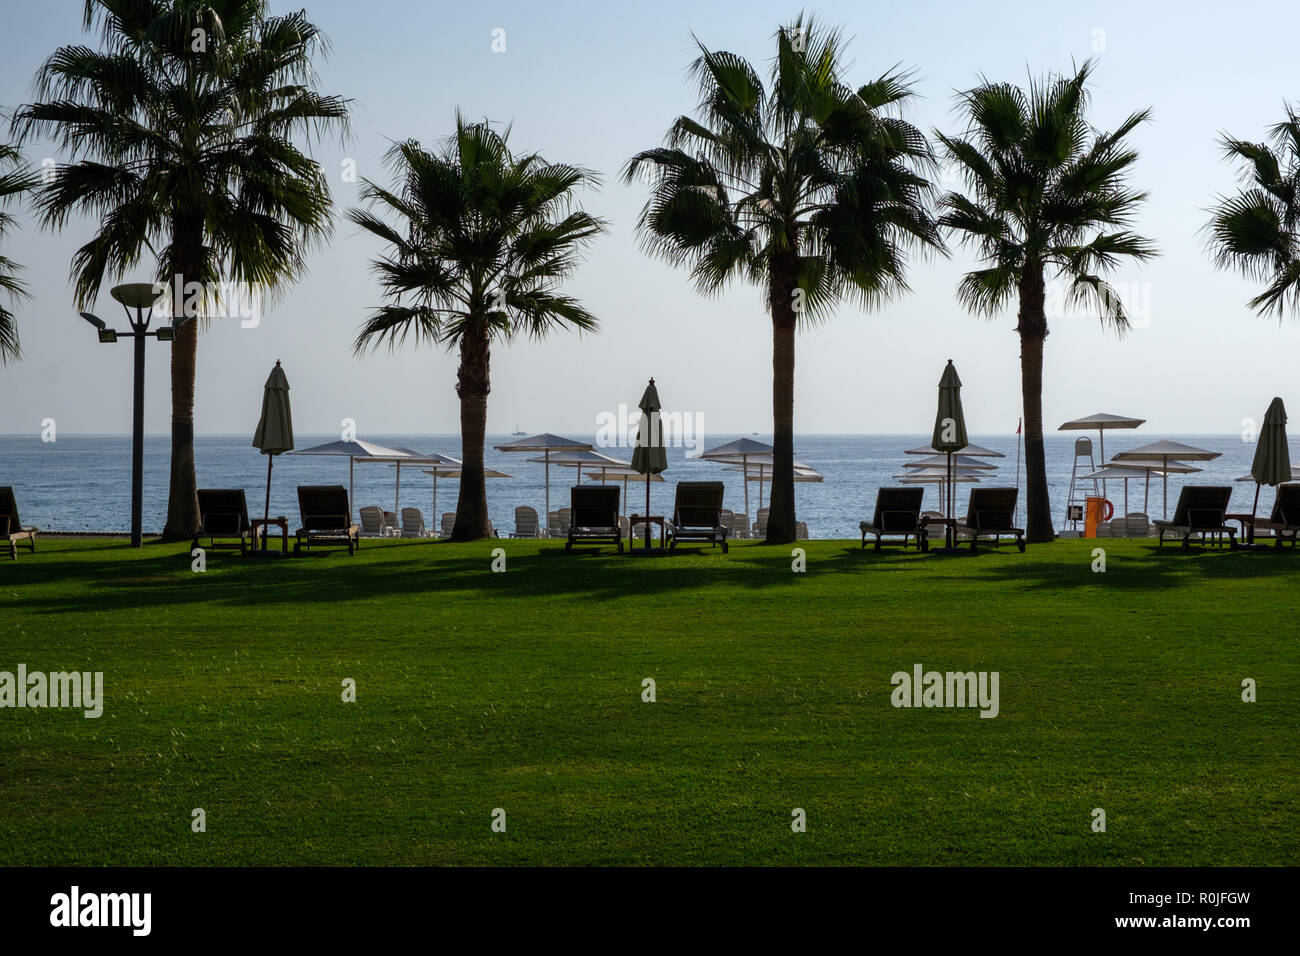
[452,321,492,540]
[766,249,798,544]
[162,214,204,540]
[1017,260,1054,543]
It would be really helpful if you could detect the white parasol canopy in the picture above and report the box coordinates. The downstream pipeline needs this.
[495,433,594,521]
[289,439,411,517]
[1111,441,1220,518]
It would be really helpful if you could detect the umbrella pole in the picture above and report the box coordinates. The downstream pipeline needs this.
[1252,481,1261,545]
[262,455,273,554]
[1099,429,1106,502]
[645,478,651,549]
[433,476,437,531]
[395,462,401,520]
[1163,464,1169,520]
[743,455,750,518]
[545,451,551,529]
[349,457,355,522]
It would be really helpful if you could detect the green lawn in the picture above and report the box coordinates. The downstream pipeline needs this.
[1,535,1295,866]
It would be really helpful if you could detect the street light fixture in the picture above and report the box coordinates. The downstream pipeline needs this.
[80,282,171,548]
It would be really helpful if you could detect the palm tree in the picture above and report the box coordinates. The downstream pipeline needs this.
[0,142,37,362]
[937,60,1156,543]
[1206,104,1300,316]
[624,15,942,543]
[348,120,605,540]
[14,0,348,538]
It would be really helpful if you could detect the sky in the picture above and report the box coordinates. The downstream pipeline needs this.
[1,0,1297,439]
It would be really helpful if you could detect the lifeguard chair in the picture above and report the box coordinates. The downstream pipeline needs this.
[1064,437,1098,530]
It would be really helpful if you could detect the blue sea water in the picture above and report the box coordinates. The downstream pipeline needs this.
[0,432,1280,538]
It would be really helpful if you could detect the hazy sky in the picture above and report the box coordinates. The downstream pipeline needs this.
[1,0,1297,439]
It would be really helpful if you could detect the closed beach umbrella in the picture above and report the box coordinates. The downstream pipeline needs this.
[932,360,968,545]
[631,378,668,550]
[252,360,294,538]
[1249,397,1291,540]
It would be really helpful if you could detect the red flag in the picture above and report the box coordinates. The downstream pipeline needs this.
[1016,418,1022,435]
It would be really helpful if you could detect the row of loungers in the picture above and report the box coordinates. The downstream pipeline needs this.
[193,486,360,555]
[10,482,1300,560]
[860,487,1027,552]
[564,482,731,553]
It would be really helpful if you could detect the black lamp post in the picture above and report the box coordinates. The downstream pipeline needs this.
[80,282,174,548]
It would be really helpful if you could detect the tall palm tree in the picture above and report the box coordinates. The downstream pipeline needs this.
[1206,104,1300,316]
[14,0,348,538]
[349,120,605,540]
[937,60,1156,543]
[0,142,37,362]
[624,15,942,543]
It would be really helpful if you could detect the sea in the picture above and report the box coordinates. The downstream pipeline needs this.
[0,433,1280,539]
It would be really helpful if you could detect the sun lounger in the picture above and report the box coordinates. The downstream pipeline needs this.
[0,487,37,559]
[440,512,456,538]
[667,481,729,553]
[193,489,252,556]
[400,508,431,538]
[359,506,387,537]
[954,487,1025,552]
[383,510,400,535]
[565,485,623,552]
[1154,486,1236,550]
[730,513,751,539]
[511,506,540,538]
[294,485,360,555]
[860,487,927,551]
[1249,484,1300,547]
[754,508,769,538]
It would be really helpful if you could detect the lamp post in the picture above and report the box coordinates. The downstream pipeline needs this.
[80,283,174,548]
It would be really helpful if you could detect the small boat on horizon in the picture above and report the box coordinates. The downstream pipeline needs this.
[512,425,526,436]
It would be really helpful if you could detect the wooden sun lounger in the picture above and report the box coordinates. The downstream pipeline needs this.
[1153,486,1236,550]
[294,485,360,555]
[566,485,623,552]
[860,487,926,551]
[0,487,37,559]
[193,489,253,556]
[953,487,1025,552]
[1248,483,1300,547]
[668,481,729,553]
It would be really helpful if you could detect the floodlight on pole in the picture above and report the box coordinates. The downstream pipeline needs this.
[79,282,171,547]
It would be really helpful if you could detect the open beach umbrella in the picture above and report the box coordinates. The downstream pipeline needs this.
[904,441,1005,458]
[1058,412,1145,499]
[529,449,629,489]
[631,378,668,550]
[1105,459,1201,513]
[725,461,822,512]
[1078,466,1147,516]
[902,454,999,471]
[289,438,410,516]
[1112,441,1221,518]
[697,437,773,518]
[931,360,968,546]
[366,449,460,516]
[420,466,508,524]
[1248,398,1291,540]
[495,433,594,522]
[582,465,666,521]
[251,360,294,538]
